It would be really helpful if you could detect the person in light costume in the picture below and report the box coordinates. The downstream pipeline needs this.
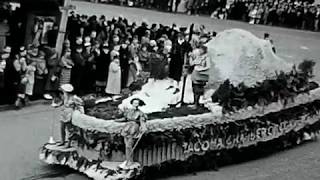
[58,84,84,146]
[117,98,148,168]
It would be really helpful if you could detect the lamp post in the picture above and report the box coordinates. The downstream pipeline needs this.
[55,0,75,56]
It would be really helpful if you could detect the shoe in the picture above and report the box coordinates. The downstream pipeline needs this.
[51,101,57,107]
[51,101,62,108]
[44,94,53,100]
[24,96,30,106]
[173,88,180,94]
[15,98,22,109]
[303,132,312,141]
[112,95,122,101]
[166,85,174,90]
[57,142,65,146]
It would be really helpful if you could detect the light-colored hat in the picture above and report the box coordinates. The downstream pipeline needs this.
[150,40,157,47]
[2,46,11,53]
[61,84,74,92]
[84,42,91,47]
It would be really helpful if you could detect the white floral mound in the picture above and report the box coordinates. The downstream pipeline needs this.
[206,28,292,87]
[119,77,194,113]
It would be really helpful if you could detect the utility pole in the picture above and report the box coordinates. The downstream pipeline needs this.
[55,0,74,56]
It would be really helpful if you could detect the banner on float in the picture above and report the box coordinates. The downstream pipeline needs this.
[182,114,318,154]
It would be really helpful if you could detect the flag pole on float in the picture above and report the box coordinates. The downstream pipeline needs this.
[180,23,194,106]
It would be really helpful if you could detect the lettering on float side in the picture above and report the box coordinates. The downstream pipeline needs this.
[181,117,310,154]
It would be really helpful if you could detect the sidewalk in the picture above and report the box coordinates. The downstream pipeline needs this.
[0,99,51,112]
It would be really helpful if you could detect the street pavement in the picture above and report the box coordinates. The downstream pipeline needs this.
[2,103,320,180]
[1,1,320,180]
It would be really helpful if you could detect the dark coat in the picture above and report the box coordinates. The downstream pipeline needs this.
[169,40,191,81]
[119,46,130,88]
[150,51,168,80]
[45,54,60,91]
[71,52,86,95]
[95,51,110,83]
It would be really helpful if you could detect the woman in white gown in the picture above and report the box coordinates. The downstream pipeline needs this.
[105,58,121,95]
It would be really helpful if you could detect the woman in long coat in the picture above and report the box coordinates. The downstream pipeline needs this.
[105,57,121,95]
[150,47,168,80]
[59,49,74,85]
[31,50,48,98]
[120,43,130,88]
[44,49,61,100]
[169,33,191,88]
[95,45,110,95]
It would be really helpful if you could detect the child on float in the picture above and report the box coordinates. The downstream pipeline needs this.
[57,84,84,146]
[116,98,148,169]
[190,44,211,109]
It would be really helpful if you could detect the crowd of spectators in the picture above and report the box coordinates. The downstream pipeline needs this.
[0,0,314,109]
[228,0,320,31]
[90,0,320,31]
[0,2,216,109]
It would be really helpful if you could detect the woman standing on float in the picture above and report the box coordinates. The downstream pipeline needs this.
[116,98,148,168]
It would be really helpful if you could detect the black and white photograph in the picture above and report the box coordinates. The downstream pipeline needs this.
[1,0,320,179]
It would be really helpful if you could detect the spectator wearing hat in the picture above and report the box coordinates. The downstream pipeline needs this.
[95,44,110,96]
[138,44,150,71]
[30,48,48,98]
[71,46,86,95]
[135,21,148,40]
[59,48,74,86]
[44,48,61,104]
[118,39,130,88]
[141,30,151,45]
[24,57,36,103]
[96,25,109,44]
[58,83,84,146]
[82,42,96,94]
[12,48,27,108]
[105,56,121,96]
[150,23,158,40]
[62,40,71,54]
[119,39,132,88]
[149,42,168,81]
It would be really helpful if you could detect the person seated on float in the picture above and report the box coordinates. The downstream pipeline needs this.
[190,45,211,109]
[116,98,148,168]
[57,84,84,146]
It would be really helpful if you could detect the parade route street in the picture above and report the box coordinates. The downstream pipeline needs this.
[1,1,320,180]
[1,104,320,180]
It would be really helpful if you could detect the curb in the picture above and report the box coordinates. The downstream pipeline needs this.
[0,99,51,112]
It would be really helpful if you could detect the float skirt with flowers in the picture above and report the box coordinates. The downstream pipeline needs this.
[40,86,320,180]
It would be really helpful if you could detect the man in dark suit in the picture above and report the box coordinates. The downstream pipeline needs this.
[168,32,191,93]
[71,46,86,95]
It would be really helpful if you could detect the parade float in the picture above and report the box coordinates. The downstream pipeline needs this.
[40,29,320,180]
